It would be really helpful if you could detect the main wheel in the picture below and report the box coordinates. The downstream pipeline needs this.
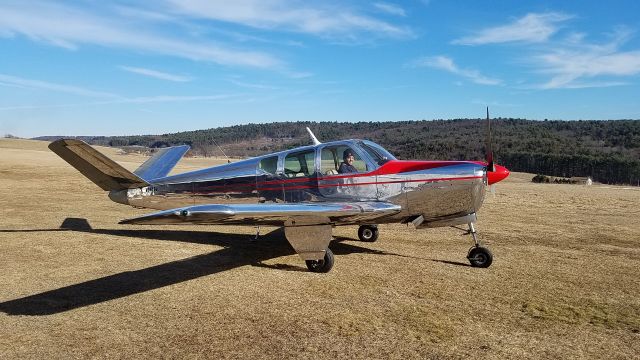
[467,246,493,268]
[305,249,335,273]
[358,225,379,242]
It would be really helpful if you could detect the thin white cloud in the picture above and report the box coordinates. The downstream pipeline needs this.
[453,12,573,45]
[0,94,241,111]
[0,73,242,108]
[373,3,407,17]
[0,74,119,98]
[531,28,640,89]
[120,66,192,82]
[411,56,502,85]
[471,99,520,107]
[164,0,413,38]
[113,5,179,23]
[285,71,314,79]
[0,2,282,69]
[451,13,640,89]
[107,94,237,104]
[228,79,279,90]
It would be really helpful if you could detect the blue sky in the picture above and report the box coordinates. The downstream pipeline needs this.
[1,0,639,137]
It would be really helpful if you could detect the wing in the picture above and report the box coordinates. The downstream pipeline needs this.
[119,202,401,226]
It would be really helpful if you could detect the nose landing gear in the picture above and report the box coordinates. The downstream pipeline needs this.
[465,222,493,268]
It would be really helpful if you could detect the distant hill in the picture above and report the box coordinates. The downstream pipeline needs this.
[34,119,640,185]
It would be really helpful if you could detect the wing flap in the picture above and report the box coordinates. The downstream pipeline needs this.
[119,202,401,226]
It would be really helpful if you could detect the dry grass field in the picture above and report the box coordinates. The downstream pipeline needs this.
[1,138,639,359]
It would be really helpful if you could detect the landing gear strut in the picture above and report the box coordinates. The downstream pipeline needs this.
[358,225,379,242]
[465,222,493,268]
[284,222,334,273]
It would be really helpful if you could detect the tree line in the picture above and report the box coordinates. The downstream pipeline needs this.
[34,119,640,185]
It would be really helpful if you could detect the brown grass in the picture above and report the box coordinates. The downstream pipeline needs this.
[1,138,639,359]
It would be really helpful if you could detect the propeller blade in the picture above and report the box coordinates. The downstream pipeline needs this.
[485,107,495,172]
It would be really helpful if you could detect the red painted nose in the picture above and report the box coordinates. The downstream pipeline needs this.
[487,164,510,185]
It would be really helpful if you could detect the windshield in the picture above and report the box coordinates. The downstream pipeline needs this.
[359,140,396,165]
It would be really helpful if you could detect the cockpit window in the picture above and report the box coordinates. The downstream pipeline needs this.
[359,140,396,165]
[320,146,367,175]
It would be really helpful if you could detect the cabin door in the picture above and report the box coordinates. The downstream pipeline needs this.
[281,149,318,203]
[256,155,284,203]
[318,145,377,201]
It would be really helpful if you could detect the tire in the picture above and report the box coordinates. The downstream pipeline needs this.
[358,225,379,242]
[305,249,335,273]
[467,247,493,268]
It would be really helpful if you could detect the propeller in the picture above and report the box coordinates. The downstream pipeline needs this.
[484,107,510,188]
[485,107,495,173]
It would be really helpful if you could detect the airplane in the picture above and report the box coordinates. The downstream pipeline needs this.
[49,112,509,273]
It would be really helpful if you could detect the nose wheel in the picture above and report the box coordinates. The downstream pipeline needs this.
[465,222,493,268]
[467,246,493,268]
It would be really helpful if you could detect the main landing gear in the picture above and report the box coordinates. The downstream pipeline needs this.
[358,225,379,242]
[284,222,334,273]
[305,249,335,273]
[465,222,493,268]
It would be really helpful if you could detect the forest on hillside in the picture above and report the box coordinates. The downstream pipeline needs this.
[35,119,640,185]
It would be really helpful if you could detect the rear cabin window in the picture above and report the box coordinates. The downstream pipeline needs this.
[320,146,367,175]
[284,150,315,177]
[258,156,278,174]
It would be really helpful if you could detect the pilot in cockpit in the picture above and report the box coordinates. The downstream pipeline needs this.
[338,150,359,174]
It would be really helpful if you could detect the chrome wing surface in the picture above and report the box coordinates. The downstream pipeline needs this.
[119,202,402,226]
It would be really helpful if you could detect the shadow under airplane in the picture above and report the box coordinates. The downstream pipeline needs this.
[0,218,468,316]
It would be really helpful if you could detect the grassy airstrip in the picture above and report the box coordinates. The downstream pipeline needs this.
[1,138,639,359]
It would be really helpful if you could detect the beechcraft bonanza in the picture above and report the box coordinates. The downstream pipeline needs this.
[50,111,509,273]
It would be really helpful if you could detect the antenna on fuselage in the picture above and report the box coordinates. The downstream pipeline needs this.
[306,127,321,146]
[210,138,231,163]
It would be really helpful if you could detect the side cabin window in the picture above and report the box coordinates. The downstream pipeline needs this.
[258,156,278,174]
[284,150,315,178]
[320,146,367,175]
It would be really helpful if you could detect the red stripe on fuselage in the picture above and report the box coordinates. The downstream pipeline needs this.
[253,175,482,192]
[370,160,472,176]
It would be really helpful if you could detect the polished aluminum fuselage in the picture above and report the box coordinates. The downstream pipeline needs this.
[110,140,486,226]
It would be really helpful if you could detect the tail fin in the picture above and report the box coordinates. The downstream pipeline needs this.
[49,139,149,191]
[134,145,190,181]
